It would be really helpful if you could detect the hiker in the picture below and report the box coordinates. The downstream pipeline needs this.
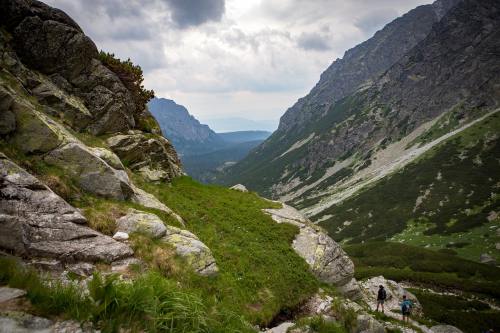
[400,295,412,323]
[376,285,387,313]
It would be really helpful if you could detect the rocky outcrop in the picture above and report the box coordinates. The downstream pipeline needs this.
[0,0,139,135]
[107,131,183,182]
[0,154,133,263]
[44,142,134,200]
[130,185,185,225]
[0,311,96,333]
[230,184,248,192]
[359,276,422,316]
[161,226,218,276]
[113,208,217,276]
[116,209,167,239]
[263,203,360,298]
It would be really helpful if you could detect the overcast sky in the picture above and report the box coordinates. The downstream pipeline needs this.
[45,0,431,129]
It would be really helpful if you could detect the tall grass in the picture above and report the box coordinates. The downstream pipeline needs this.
[0,258,250,332]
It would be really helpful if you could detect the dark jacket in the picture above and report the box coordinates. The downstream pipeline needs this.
[377,288,387,300]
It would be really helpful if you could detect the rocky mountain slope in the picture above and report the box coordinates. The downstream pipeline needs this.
[148,97,226,156]
[221,0,500,261]
[0,1,382,332]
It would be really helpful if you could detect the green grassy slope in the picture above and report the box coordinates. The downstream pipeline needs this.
[316,112,500,261]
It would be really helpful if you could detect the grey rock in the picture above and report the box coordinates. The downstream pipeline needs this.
[0,312,53,333]
[264,322,295,333]
[480,253,496,265]
[430,325,464,333]
[107,131,183,182]
[116,209,167,239]
[31,80,92,130]
[355,314,385,333]
[263,203,359,297]
[44,142,133,200]
[161,226,218,276]
[88,147,124,170]
[66,262,95,277]
[0,287,26,303]
[230,184,248,192]
[359,276,422,315]
[0,155,133,263]
[130,185,185,225]
[0,86,16,135]
[112,232,129,241]
[13,16,97,81]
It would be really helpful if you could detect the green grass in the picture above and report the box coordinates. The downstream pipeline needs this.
[317,112,500,258]
[0,257,237,332]
[135,176,319,326]
[293,316,348,333]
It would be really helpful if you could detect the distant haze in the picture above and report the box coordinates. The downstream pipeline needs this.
[201,117,278,133]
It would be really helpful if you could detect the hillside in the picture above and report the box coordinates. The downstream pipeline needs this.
[1,1,499,333]
[0,1,363,332]
[220,0,500,261]
[148,97,226,156]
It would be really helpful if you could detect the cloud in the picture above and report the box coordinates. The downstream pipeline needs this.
[42,0,433,128]
[165,0,225,28]
[297,32,331,51]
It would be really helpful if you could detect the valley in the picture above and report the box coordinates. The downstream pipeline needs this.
[0,0,499,332]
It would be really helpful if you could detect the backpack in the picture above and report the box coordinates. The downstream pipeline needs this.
[381,289,387,300]
[402,300,411,313]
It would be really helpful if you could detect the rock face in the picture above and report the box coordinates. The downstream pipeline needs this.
[116,209,167,239]
[44,142,134,200]
[161,226,218,276]
[263,203,360,298]
[107,131,183,182]
[0,0,140,135]
[359,276,422,316]
[0,154,133,263]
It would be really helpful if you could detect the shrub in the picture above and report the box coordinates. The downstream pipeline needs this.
[98,51,154,112]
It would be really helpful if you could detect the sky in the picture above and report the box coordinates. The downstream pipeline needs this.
[45,0,432,131]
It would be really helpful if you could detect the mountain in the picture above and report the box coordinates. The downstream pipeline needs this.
[1,1,499,332]
[148,97,226,156]
[221,0,500,263]
[202,116,278,132]
[148,98,272,181]
[218,130,271,143]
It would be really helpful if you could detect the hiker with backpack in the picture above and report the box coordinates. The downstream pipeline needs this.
[400,295,413,323]
[376,285,387,313]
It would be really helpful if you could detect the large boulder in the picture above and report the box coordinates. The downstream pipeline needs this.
[116,209,167,239]
[161,226,218,276]
[130,185,185,225]
[12,15,97,81]
[359,276,422,316]
[107,131,183,182]
[0,154,133,263]
[263,204,361,298]
[44,142,134,200]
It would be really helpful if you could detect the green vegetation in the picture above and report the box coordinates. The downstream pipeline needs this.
[317,112,500,260]
[346,242,500,332]
[136,176,319,325]
[98,51,154,111]
[0,257,243,332]
[293,316,348,333]
[345,242,500,297]
[410,289,500,332]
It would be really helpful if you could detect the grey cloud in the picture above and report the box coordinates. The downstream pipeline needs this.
[165,0,225,28]
[354,8,399,34]
[297,32,331,51]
